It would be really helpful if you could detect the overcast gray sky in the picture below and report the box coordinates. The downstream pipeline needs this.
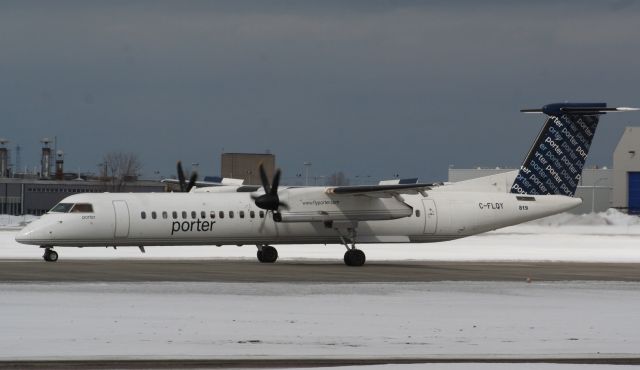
[2,0,640,183]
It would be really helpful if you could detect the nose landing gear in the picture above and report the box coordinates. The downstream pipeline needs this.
[42,247,58,262]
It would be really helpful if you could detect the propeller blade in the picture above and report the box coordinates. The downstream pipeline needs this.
[177,161,186,192]
[271,169,281,195]
[252,165,286,216]
[258,211,268,233]
[278,201,289,210]
[258,163,270,194]
[186,171,198,192]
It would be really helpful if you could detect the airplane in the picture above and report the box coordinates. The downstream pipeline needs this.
[15,102,638,266]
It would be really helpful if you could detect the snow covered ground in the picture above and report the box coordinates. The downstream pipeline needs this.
[3,209,640,262]
[1,282,639,360]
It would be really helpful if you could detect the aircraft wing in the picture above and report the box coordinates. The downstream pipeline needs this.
[325,183,433,198]
[161,178,245,188]
[161,179,221,188]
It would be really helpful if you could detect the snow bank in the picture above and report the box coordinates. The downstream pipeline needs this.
[498,209,640,236]
[521,208,640,227]
[0,214,37,230]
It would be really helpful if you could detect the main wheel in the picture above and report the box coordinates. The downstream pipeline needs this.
[43,249,58,262]
[344,249,365,267]
[257,246,278,263]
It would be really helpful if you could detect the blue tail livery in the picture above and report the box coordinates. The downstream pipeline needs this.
[511,103,638,197]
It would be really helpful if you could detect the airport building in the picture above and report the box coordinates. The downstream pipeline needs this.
[449,127,640,214]
[0,139,164,215]
[220,153,275,185]
[0,178,164,216]
[612,127,640,214]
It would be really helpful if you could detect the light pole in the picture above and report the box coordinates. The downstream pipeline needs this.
[591,177,608,213]
[303,162,311,186]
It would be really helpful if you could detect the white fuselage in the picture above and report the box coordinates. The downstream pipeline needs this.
[15,185,581,248]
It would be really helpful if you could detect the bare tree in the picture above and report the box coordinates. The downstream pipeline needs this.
[326,171,350,186]
[101,152,142,192]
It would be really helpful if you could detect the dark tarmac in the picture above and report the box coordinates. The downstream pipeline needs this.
[1,259,639,282]
[1,357,640,369]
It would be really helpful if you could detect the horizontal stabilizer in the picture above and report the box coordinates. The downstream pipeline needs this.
[521,103,638,115]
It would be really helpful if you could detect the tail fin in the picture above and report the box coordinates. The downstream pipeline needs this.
[511,103,637,197]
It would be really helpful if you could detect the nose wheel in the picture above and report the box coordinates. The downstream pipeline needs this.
[257,245,278,263]
[42,248,58,262]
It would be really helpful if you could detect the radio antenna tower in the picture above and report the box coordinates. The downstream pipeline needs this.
[14,144,21,174]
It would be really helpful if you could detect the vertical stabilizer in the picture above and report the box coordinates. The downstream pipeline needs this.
[511,103,636,196]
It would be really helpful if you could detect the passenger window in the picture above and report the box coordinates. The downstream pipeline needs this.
[141,211,147,219]
[229,211,234,218]
[250,210,255,218]
[71,203,93,213]
[172,211,178,219]
[259,210,265,218]
[182,211,187,219]
[162,211,168,219]
[239,211,245,219]
[151,211,157,219]
[201,211,206,219]
[210,211,216,219]
[219,211,224,219]
[191,211,197,219]
[415,210,421,217]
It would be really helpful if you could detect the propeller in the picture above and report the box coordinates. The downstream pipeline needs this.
[176,161,198,192]
[252,163,288,222]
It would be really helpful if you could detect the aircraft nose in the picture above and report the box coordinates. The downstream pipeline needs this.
[15,226,33,244]
[15,220,47,245]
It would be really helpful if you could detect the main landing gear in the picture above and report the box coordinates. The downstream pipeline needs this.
[257,245,278,263]
[42,247,58,262]
[341,237,366,267]
[344,248,366,267]
[254,239,366,266]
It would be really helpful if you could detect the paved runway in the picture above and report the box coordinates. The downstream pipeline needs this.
[1,356,640,369]
[1,259,639,282]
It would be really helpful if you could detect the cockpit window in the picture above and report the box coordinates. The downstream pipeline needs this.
[70,203,94,213]
[50,203,74,213]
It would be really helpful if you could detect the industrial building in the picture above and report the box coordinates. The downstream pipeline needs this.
[0,139,164,215]
[612,127,640,213]
[449,127,640,214]
[0,178,163,216]
[220,153,275,185]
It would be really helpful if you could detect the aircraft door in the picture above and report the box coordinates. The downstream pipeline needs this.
[112,200,130,238]
[422,199,437,234]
